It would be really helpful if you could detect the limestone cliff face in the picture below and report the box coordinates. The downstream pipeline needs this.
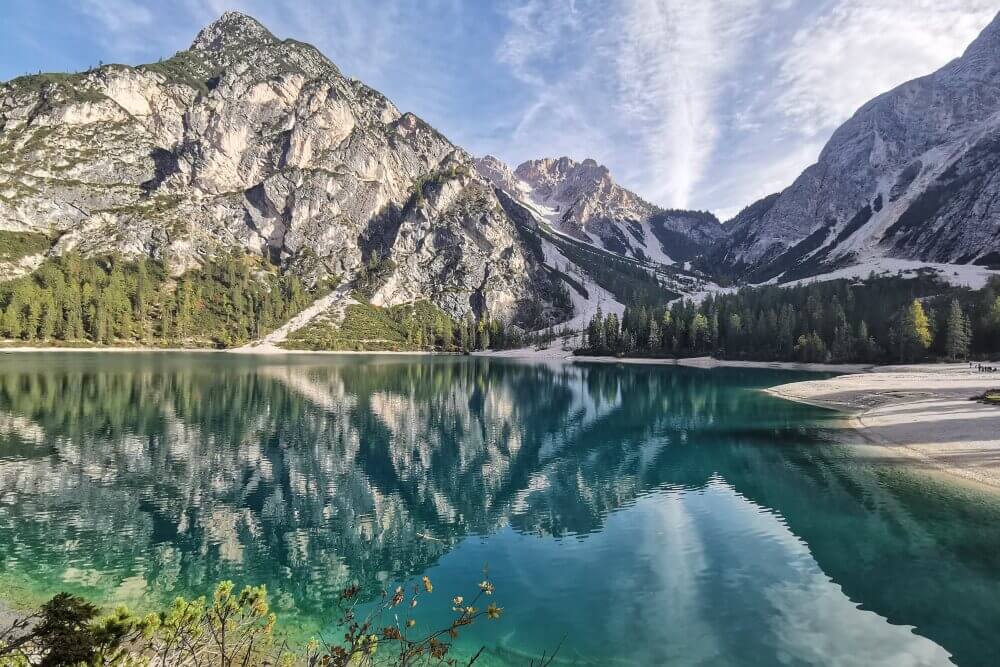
[0,12,564,327]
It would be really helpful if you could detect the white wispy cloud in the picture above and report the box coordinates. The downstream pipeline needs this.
[77,0,166,55]
[774,0,998,137]
[697,0,998,218]
[612,0,769,209]
[78,0,153,31]
[492,0,773,209]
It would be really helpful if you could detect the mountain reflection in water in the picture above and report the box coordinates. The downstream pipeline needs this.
[0,354,998,665]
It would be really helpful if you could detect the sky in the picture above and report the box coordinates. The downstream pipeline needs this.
[1,1,996,220]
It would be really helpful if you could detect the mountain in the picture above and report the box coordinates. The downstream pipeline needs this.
[476,155,724,265]
[4,9,996,351]
[0,11,574,336]
[708,12,1000,284]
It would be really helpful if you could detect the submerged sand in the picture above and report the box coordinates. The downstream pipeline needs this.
[767,364,1000,491]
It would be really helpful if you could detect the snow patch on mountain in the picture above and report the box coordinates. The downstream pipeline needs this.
[777,258,1000,290]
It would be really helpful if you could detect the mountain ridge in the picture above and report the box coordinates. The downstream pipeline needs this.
[475,154,724,265]
[1,9,999,349]
[707,10,1000,284]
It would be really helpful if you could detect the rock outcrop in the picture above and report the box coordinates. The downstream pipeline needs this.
[0,11,566,328]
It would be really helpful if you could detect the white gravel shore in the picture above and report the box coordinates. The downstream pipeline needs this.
[767,364,1000,491]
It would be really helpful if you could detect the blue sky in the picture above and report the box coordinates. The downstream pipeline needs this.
[1,1,996,219]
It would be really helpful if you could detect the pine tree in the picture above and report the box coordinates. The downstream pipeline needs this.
[442,317,454,350]
[39,294,58,340]
[62,283,84,340]
[855,320,878,363]
[1,304,21,339]
[587,306,605,351]
[944,299,970,360]
[622,330,635,354]
[94,299,112,344]
[604,313,620,352]
[647,317,660,352]
[459,314,471,352]
[794,332,828,363]
[104,264,133,338]
[661,309,673,350]
[986,296,1000,344]
[688,313,708,352]
[479,319,491,351]
[134,259,151,341]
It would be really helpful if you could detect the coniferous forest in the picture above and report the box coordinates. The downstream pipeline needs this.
[0,252,315,348]
[578,274,1000,363]
[3,248,999,363]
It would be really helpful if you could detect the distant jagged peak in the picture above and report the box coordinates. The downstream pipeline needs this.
[472,155,519,193]
[515,156,612,190]
[513,156,655,220]
[191,11,278,52]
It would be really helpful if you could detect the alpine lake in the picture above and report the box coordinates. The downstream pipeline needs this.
[1,352,999,666]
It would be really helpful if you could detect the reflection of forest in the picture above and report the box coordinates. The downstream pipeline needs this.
[0,355,998,664]
[0,358,820,613]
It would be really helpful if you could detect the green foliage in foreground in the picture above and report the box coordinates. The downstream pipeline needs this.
[0,577,521,667]
[0,232,52,263]
[283,300,530,352]
[0,253,316,348]
[579,275,1000,364]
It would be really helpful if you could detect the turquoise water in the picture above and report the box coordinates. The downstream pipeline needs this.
[0,353,998,665]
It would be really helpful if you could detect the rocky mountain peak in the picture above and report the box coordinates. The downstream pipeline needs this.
[515,157,612,195]
[0,11,574,332]
[478,154,721,264]
[191,11,277,52]
[948,11,1000,81]
[473,155,519,193]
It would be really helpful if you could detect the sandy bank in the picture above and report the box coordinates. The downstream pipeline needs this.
[767,364,1000,490]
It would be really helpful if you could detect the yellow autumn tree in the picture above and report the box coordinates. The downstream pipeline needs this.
[898,299,932,361]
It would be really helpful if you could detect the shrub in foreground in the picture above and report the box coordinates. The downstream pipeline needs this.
[0,574,554,666]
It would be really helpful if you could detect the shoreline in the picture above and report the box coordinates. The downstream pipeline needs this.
[0,344,989,379]
[0,344,872,371]
[479,346,874,372]
[0,344,441,356]
[766,365,1000,492]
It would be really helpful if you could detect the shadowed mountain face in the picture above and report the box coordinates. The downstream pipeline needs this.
[1,354,1000,664]
[709,11,1000,283]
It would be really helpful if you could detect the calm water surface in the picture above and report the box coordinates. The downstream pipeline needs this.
[1,353,999,665]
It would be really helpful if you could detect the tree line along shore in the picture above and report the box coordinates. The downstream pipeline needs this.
[1,242,999,365]
[577,274,1000,365]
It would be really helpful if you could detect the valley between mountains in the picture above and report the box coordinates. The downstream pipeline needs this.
[1,10,999,352]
